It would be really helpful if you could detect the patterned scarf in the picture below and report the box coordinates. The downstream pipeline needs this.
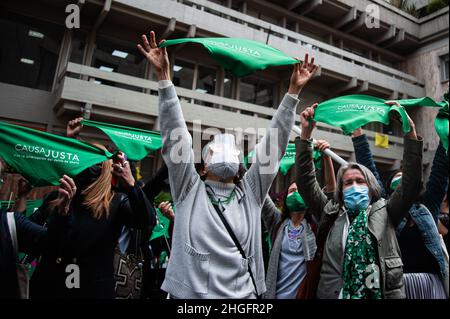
[342,209,382,299]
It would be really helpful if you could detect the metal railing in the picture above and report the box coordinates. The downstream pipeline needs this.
[59,62,406,152]
[175,0,424,88]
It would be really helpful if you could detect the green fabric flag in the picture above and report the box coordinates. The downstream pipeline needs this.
[160,38,297,77]
[150,208,171,241]
[81,120,162,161]
[245,143,322,175]
[0,121,113,186]
[396,97,448,108]
[435,93,449,153]
[313,95,411,135]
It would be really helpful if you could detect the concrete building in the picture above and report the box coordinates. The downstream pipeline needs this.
[0,0,448,193]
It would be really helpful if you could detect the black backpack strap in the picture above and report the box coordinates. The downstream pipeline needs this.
[209,199,260,299]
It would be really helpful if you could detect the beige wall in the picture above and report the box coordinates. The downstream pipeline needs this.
[399,40,449,151]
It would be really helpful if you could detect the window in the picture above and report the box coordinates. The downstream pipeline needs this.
[223,71,233,98]
[172,59,195,90]
[441,54,449,82]
[0,10,64,91]
[92,36,147,92]
[195,65,217,107]
[239,77,274,108]
[69,31,87,64]
[196,65,217,95]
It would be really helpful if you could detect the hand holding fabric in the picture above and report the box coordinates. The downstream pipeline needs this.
[385,101,417,140]
[66,117,84,138]
[137,31,170,81]
[158,201,174,221]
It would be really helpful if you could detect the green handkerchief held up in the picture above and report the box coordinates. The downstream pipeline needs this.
[0,121,113,186]
[81,120,162,161]
[160,37,298,77]
[313,95,411,135]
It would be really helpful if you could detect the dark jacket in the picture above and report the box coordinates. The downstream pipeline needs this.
[29,185,154,299]
[296,136,423,299]
[0,210,50,299]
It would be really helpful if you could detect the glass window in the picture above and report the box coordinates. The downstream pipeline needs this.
[195,65,217,107]
[69,31,87,64]
[239,77,274,107]
[196,65,217,95]
[173,59,195,90]
[92,36,147,92]
[0,10,64,91]
[223,71,233,98]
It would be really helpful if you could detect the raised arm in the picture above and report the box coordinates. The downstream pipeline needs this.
[295,104,329,222]
[138,31,197,203]
[420,142,449,223]
[142,160,169,204]
[112,153,156,231]
[261,195,283,235]
[351,128,386,198]
[245,54,318,206]
[386,103,423,227]
[315,139,336,194]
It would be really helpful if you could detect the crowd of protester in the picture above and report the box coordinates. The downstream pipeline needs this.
[0,30,448,300]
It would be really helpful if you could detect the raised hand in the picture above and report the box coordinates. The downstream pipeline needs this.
[385,101,417,140]
[300,103,318,140]
[137,31,170,81]
[57,175,77,215]
[17,177,32,198]
[315,139,331,153]
[112,152,135,189]
[67,117,84,138]
[288,53,319,95]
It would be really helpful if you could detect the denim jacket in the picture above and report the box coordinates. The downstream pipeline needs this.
[353,136,449,294]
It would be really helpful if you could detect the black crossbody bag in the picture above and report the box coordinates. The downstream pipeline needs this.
[208,200,261,299]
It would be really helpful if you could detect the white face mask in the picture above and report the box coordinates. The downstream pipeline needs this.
[203,134,241,180]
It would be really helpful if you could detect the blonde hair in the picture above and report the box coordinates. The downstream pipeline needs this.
[81,158,114,219]
[49,143,115,219]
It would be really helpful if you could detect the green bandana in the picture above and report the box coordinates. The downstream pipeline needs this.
[150,208,171,241]
[160,37,297,77]
[285,191,307,213]
[396,97,448,108]
[0,121,113,186]
[81,119,162,161]
[435,93,449,153]
[342,209,381,299]
[313,95,411,135]
[244,143,322,175]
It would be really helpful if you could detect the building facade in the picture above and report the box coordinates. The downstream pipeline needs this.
[0,0,448,193]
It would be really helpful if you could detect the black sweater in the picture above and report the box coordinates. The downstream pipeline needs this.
[29,185,155,299]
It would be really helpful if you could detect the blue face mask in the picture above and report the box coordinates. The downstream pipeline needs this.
[343,185,370,211]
